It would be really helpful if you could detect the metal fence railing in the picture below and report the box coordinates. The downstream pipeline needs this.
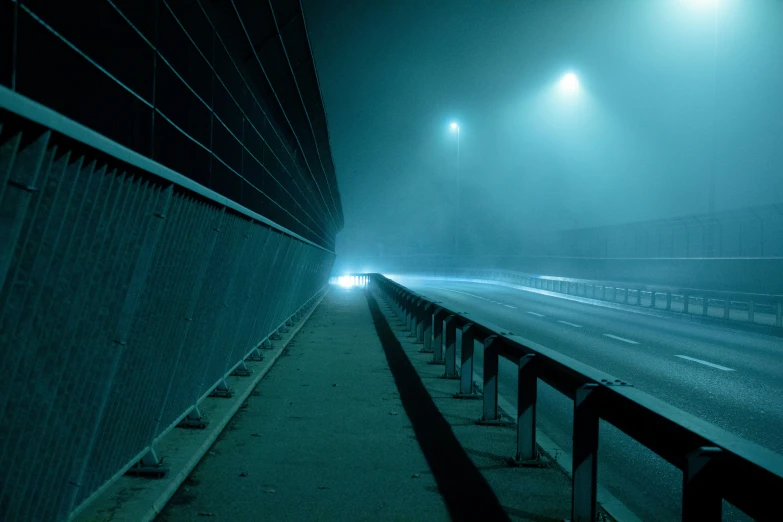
[390,268,783,331]
[0,94,334,521]
[558,204,783,258]
[371,274,783,521]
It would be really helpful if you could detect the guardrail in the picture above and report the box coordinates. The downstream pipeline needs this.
[393,268,783,329]
[370,273,783,521]
[0,103,333,520]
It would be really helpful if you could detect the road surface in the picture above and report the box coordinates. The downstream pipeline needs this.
[404,278,783,521]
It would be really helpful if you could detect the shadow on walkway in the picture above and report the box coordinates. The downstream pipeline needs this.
[365,290,510,522]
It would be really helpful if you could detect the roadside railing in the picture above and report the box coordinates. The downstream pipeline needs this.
[371,273,783,522]
[0,93,333,521]
[393,268,783,330]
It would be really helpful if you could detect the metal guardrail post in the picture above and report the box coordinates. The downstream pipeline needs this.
[748,301,755,324]
[684,294,690,314]
[413,299,423,342]
[650,291,657,309]
[481,336,501,422]
[682,447,723,521]
[372,274,783,520]
[516,354,537,462]
[443,315,458,378]
[777,302,782,327]
[702,295,709,316]
[666,292,672,311]
[456,323,476,397]
[420,303,433,353]
[572,383,599,522]
[431,309,446,364]
[404,295,413,332]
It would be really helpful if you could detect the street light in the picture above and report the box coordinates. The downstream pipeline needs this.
[559,72,580,94]
[450,122,460,252]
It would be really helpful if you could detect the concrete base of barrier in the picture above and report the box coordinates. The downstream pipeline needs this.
[70,288,330,522]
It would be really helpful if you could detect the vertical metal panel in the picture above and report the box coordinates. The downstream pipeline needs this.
[85,192,193,502]
[257,236,294,336]
[223,224,272,365]
[68,181,170,514]
[0,131,50,291]
[2,153,89,519]
[0,126,334,522]
[195,216,254,398]
[154,205,226,437]
[241,229,283,350]
[2,160,121,520]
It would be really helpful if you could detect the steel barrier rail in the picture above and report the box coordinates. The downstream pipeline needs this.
[395,268,783,329]
[370,273,783,522]
[0,109,333,521]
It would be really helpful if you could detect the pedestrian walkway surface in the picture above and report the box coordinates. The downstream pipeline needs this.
[159,286,576,521]
[159,287,450,521]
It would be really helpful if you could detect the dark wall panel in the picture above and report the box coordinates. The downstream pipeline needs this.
[2,0,341,250]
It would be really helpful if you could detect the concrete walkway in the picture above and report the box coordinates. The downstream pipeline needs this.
[159,287,451,521]
[159,285,578,521]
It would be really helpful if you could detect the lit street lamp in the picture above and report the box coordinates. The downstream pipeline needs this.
[559,72,580,94]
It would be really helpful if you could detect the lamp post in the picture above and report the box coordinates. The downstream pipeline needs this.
[450,122,460,253]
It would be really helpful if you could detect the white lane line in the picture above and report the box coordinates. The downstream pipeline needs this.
[674,355,735,372]
[558,320,582,328]
[603,333,639,345]
[503,304,516,309]
[526,311,545,317]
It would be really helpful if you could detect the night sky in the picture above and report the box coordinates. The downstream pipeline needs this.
[303,0,783,260]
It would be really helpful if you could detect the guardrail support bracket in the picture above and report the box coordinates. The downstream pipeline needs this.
[209,379,234,398]
[125,448,169,478]
[177,406,208,430]
[231,360,253,377]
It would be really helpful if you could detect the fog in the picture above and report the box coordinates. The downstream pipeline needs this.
[303,0,783,270]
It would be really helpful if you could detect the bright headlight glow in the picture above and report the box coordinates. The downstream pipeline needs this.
[337,275,354,288]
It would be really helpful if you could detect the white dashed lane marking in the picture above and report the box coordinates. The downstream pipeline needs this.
[674,355,735,372]
[527,311,545,317]
[503,304,516,309]
[603,333,639,345]
[558,320,582,328]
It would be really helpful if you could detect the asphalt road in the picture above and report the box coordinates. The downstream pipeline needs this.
[404,278,783,522]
